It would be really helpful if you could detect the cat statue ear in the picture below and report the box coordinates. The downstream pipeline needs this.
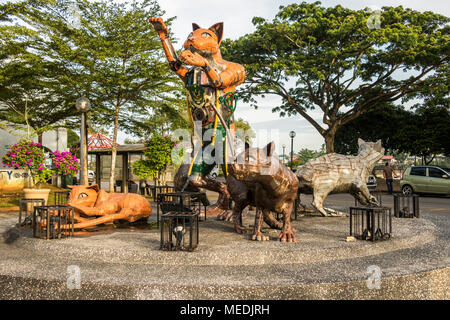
[87,184,100,192]
[375,139,383,152]
[265,141,275,158]
[358,138,365,146]
[192,23,200,31]
[209,22,224,44]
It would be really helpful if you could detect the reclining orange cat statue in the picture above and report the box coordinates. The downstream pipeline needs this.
[65,184,151,231]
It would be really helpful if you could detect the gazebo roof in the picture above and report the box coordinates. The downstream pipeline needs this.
[87,132,117,150]
[69,132,120,153]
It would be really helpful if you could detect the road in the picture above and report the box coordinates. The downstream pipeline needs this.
[210,176,450,216]
[300,193,450,217]
[206,187,450,218]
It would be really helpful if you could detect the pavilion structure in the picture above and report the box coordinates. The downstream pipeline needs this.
[71,133,145,193]
[88,144,145,193]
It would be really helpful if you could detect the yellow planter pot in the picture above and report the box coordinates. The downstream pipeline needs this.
[23,188,51,205]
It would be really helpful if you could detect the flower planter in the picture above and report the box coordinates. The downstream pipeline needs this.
[23,188,51,205]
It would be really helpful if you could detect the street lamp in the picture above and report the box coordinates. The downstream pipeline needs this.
[75,97,91,185]
[289,131,296,171]
[282,144,286,165]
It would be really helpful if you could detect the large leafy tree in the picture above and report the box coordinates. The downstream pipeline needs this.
[13,0,185,191]
[335,103,450,164]
[0,0,75,141]
[0,53,78,141]
[334,102,410,154]
[222,2,449,152]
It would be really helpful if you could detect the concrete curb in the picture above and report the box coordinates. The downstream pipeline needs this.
[0,267,448,300]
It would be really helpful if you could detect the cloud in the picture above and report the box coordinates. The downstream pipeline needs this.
[159,0,448,44]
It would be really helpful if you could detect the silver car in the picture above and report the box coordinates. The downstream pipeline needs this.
[400,166,450,195]
[367,174,377,189]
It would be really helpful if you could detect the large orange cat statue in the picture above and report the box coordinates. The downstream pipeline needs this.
[149,17,245,215]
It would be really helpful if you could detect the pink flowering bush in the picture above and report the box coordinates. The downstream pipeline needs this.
[51,150,79,176]
[1,140,79,187]
[1,140,47,187]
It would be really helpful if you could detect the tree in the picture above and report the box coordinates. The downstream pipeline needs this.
[396,106,450,164]
[233,118,256,143]
[0,1,54,23]
[335,103,450,164]
[221,2,449,153]
[0,0,76,141]
[133,134,177,185]
[335,102,410,154]
[0,54,79,142]
[122,100,189,139]
[297,148,325,164]
[15,0,184,192]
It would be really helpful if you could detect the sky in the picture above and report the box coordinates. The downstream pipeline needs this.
[0,0,446,157]
[2,0,448,153]
[6,0,444,153]
[116,0,449,154]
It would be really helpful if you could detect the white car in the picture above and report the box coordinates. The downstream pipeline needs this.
[76,170,95,183]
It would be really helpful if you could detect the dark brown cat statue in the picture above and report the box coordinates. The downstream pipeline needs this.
[227,142,298,242]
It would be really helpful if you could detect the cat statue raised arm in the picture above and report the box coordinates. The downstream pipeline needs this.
[296,139,385,216]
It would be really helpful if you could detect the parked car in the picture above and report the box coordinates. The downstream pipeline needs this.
[400,166,450,195]
[75,170,95,184]
[367,174,377,189]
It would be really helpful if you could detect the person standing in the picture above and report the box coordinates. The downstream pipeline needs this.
[383,162,394,194]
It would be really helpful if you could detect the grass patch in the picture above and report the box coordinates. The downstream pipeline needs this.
[146,221,160,229]
[0,191,21,207]
[0,184,70,207]
[0,202,19,208]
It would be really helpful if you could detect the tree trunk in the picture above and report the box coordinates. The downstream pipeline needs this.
[109,105,120,193]
[324,128,337,153]
[38,132,43,145]
[425,154,435,165]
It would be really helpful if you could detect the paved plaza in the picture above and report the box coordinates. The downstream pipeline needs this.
[0,204,448,299]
